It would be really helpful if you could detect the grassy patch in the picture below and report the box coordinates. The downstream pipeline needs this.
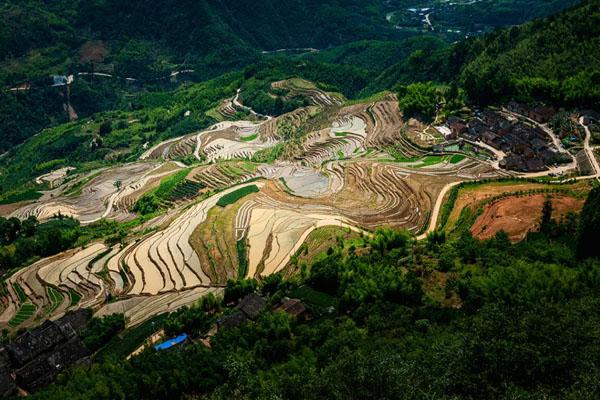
[12,283,27,303]
[0,189,43,204]
[343,91,391,106]
[237,240,248,279]
[217,185,259,207]
[334,131,349,137]
[415,155,447,168]
[69,288,82,307]
[154,168,191,199]
[8,303,37,327]
[450,205,481,237]
[240,133,258,142]
[47,287,64,314]
[449,154,466,164]
[251,143,284,164]
[163,180,205,203]
[95,313,168,361]
[289,286,336,308]
[438,186,460,231]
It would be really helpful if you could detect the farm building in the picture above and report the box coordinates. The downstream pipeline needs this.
[0,350,16,397]
[0,310,91,393]
[217,293,267,330]
[274,298,308,320]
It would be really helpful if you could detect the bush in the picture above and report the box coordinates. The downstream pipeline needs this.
[217,185,259,207]
[81,314,126,352]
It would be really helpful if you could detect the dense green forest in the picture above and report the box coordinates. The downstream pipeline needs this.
[362,0,599,106]
[22,187,600,399]
[457,0,600,106]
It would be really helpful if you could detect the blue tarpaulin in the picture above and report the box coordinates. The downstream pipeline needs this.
[154,333,188,351]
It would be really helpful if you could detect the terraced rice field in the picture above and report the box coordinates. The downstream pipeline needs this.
[0,86,512,330]
[246,208,359,277]
[8,303,37,327]
[6,162,177,223]
[189,161,258,191]
[271,78,344,107]
[141,120,275,163]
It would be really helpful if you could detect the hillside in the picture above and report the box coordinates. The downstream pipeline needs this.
[0,0,398,85]
[0,0,589,155]
[458,0,600,106]
[366,0,599,108]
[17,192,600,399]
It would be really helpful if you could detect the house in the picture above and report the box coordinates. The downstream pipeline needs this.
[541,148,558,163]
[9,82,31,92]
[531,138,548,151]
[1,309,92,393]
[0,350,16,397]
[448,121,467,139]
[525,159,546,172]
[217,293,267,330]
[507,101,529,116]
[274,298,309,321]
[236,293,267,320]
[501,155,526,171]
[6,320,67,367]
[529,106,555,123]
[15,337,90,392]
[481,131,499,146]
[51,75,74,87]
[217,312,248,330]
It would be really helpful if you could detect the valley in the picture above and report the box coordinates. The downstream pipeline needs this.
[0,1,599,398]
[0,80,595,329]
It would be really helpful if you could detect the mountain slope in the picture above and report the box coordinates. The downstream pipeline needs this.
[459,0,600,106]
[365,0,599,107]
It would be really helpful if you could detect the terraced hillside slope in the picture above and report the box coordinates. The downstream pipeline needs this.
[0,74,595,330]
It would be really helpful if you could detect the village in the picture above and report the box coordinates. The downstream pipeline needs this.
[433,103,586,173]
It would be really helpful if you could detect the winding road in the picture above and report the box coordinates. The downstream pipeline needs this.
[417,116,598,240]
[580,116,600,180]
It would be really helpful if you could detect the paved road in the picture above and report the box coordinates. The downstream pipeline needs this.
[424,13,434,31]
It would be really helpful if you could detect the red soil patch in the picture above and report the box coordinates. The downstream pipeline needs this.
[471,194,585,242]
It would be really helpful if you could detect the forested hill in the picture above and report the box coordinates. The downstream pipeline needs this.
[0,0,395,83]
[458,0,600,106]
[366,0,600,108]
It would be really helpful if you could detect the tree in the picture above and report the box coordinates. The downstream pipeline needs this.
[224,279,257,304]
[21,215,38,237]
[98,120,112,136]
[114,180,122,190]
[540,196,553,234]
[577,187,600,259]
[397,82,439,121]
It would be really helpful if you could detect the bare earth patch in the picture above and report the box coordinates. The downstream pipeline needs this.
[445,180,591,234]
[471,194,585,242]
